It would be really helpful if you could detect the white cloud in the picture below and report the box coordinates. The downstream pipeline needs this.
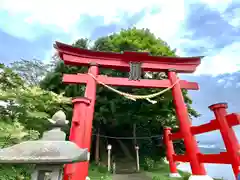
[1,0,239,76]
[237,82,240,88]
[199,0,232,13]
[195,42,240,76]
[135,0,240,77]
[0,0,188,61]
[136,0,185,45]
[228,13,240,30]
[0,0,162,38]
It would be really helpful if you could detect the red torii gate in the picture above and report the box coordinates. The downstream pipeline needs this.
[165,104,240,179]
[54,41,207,180]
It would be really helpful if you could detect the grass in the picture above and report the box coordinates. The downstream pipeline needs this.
[87,162,222,180]
[88,164,112,180]
[144,161,222,180]
[146,170,194,180]
[142,161,221,180]
[144,161,191,180]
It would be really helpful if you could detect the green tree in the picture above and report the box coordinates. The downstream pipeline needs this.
[40,28,198,162]
[10,58,51,86]
[0,63,72,179]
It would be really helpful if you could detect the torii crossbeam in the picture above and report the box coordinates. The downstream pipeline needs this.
[55,41,202,73]
[63,73,199,89]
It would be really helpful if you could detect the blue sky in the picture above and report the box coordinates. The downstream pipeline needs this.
[0,0,240,147]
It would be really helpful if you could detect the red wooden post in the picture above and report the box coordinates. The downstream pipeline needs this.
[80,65,99,180]
[209,103,240,178]
[164,127,181,177]
[84,65,99,148]
[64,97,90,180]
[168,70,206,175]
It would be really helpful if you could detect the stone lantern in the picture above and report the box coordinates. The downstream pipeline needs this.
[0,110,88,180]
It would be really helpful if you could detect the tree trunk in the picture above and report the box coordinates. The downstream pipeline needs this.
[133,123,137,146]
[95,127,100,164]
[133,123,139,171]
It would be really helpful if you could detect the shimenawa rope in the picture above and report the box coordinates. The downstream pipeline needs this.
[88,73,180,104]
[91,133,163,139]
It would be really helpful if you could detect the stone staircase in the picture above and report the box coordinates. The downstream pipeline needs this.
[112,158,152,180]
[115,159,138,174]
[113,173,151,180]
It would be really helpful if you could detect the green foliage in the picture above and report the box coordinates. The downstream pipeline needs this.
[0,164,33,180]
[146,161,220,180]
[146,160,191,180]
[143,157,155,171]
[0,64,71,179]
[97,165,108,174]
[152,176,161,180]
[89,164,111,180]
[10,58,51,86]
[181,173,191,180]
[73,38,90,49]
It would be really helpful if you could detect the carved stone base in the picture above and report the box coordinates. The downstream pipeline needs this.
[188,175,214,180]
[169,173,182,178]
[31,165,63,180]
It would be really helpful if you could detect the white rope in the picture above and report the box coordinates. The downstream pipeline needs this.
[88,73,180,104]
[92,133,163,139]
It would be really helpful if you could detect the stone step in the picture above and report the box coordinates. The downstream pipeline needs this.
[113,173,151,180]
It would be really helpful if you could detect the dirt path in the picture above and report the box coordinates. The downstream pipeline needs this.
[112,173,151,180]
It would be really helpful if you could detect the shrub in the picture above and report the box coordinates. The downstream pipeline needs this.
[97,165,108,174]
[143,157,155,171]
[152,176,161,180]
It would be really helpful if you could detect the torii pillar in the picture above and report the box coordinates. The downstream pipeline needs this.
[168,70,212,180]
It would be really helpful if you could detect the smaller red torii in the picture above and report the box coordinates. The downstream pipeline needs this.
[165,103,240,179]
[171,113,240,140]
